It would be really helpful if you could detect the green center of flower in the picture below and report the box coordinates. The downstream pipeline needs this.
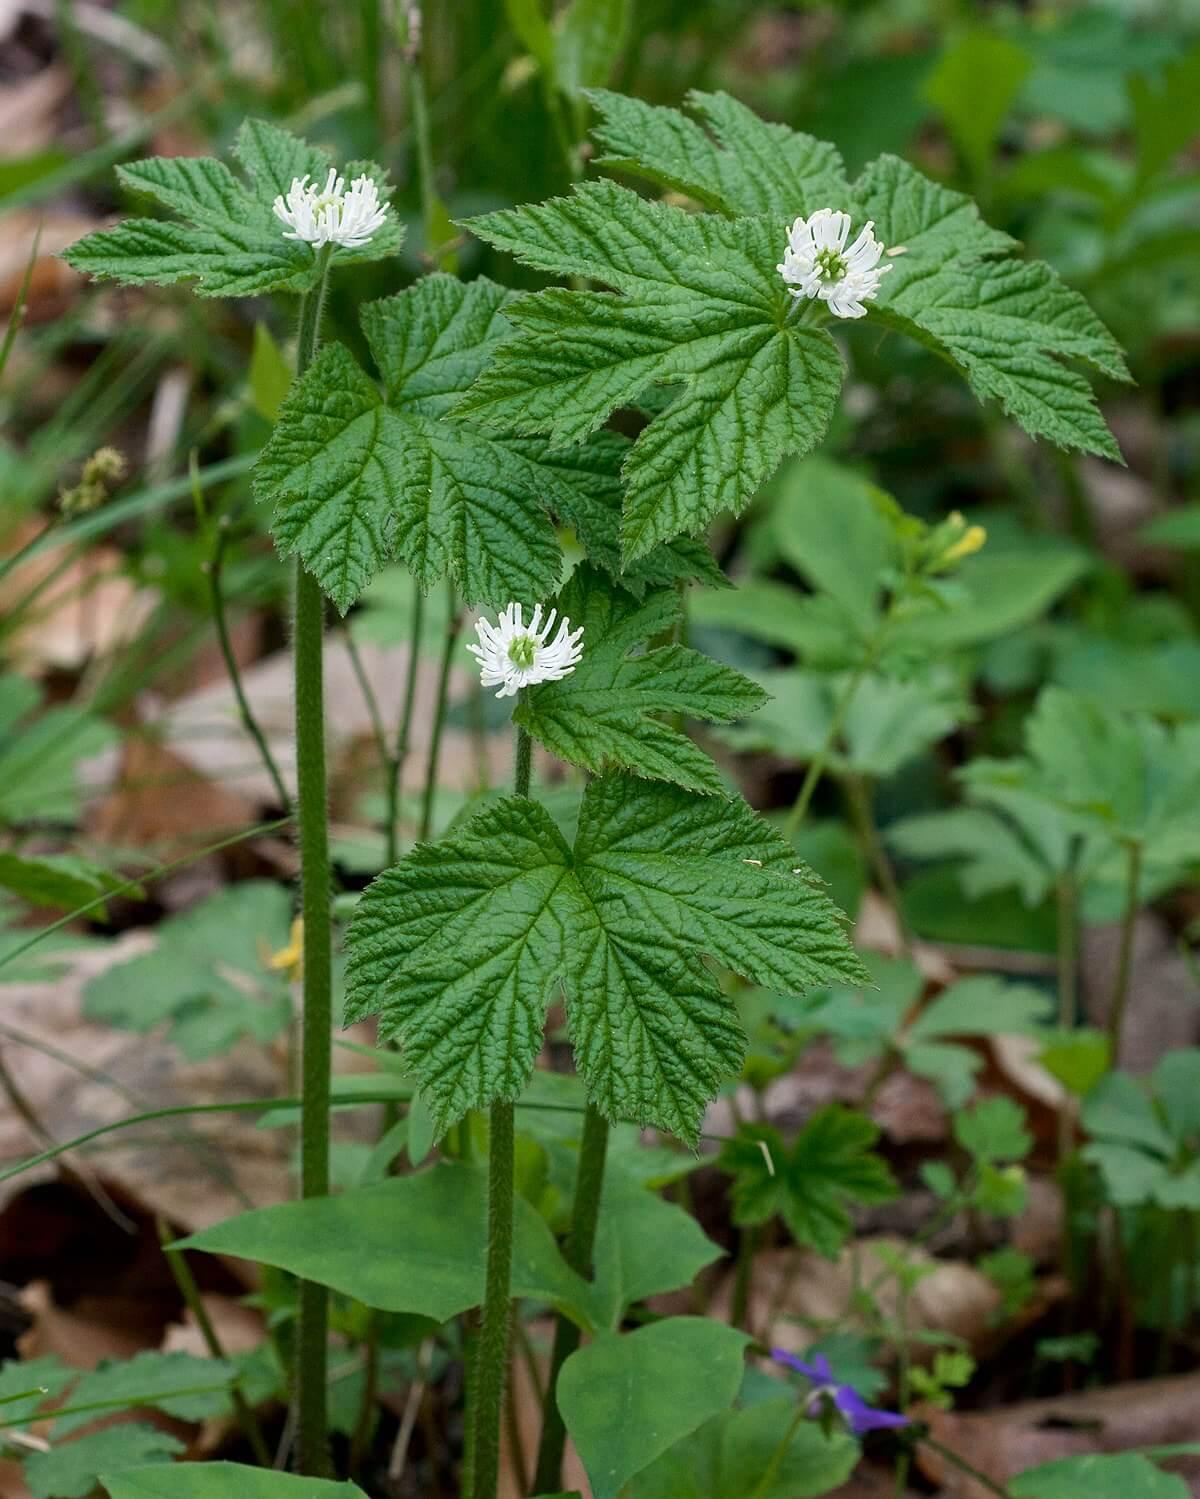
[507,634,537,668]
[315,193,343,217]
[815,247,847,284]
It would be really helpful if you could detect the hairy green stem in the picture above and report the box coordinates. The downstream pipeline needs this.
[419,581,460,841]
[292,245,335,1478]
[533,1102,610,1492]
[1107,839,1143,1067]
[473,1097,516,1499]
[729,1221,760,1335]
[470,723,530,1499]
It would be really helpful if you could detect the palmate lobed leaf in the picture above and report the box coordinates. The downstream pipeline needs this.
[458,180,844,562]
[515,563,764,793]
[720,1108,897,1258]
[345,774,865,1142]
[63,119,403,297]
[253,274,719,610]
[459,93,1126,565]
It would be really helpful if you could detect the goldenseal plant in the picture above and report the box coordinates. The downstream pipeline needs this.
[60,87,1127,1499]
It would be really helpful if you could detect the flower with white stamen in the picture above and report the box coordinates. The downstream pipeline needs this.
[777,208,892,319]
[467,602,584,699]
[272,168,389,251]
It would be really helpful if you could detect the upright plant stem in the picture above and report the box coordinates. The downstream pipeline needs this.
[533,1103,610,1492]
[748,1407,805,1499]
[1056,854,1080,1163]
[1107,840,1143,1067]
[158,1220,271,1464]
[844,772,912,955]
[470,724,531,1499]
[419,581,460,841]
[782,651,875,841]
[292,244,334,1478]
[386,585,425,865]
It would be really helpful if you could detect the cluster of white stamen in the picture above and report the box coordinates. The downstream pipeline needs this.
[777,208,892,319]
[467,602,584,699]
[272,168,389,250]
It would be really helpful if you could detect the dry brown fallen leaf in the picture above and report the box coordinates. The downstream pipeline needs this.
[917,1372,1200,1497]
[0,531,157,674]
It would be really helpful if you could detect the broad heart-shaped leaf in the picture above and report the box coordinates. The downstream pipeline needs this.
[587,1176,723,1329]
[103,1466,368,1499]
[720,1107,897,1258]
[557,94,1127,465]
[176,1163,590,1325]
[63,119,403,297]
[1010,1453,1190,1499]
[628,1398,858,1499]
[588,87,853,217]
[515,563,765,793]
[458,179,844,563]
[857,155,1129,460]
[345,774,865,1142]
[556,1318,752,1499]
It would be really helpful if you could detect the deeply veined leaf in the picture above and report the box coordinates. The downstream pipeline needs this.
[515,563,765,793]
[345,774,865,1141]
[459,180,844,561]
[256,274,591,610]
[63,120,403,297]
[466,92,1125,538]
[589,88,853,217]
[857,154,1130,460]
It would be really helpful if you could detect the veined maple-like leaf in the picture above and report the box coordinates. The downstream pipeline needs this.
[516,563,764,793]
[457,179,845,563]
[345,774,865,1142]
[63,119,403,297]
[720,1109,897,1258]
[254,274,725,611]
[459,95,1125,565]
[857,155,1130,461]
[588,87,855,218]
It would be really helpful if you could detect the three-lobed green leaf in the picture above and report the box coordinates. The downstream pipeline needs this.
[345,773,865,1141]
[515,563,764,793]
[460,92,1126,570]
[64,120,403,297]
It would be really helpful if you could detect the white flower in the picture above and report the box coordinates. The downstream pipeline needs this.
[777,208,892,319]
[467,602,584,699]
[272,168,389,251]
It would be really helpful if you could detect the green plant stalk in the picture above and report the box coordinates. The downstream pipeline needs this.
[157,1218,271,1464]
[470,722,530,1499]
[292,243,335,1478]
[1107,839,1143,1066]
[748,1406,806,1499]
[533,1102,610,1492]
[782,619,891,842]
[195,466,292,814]
[388,585,425,864]
[729,1221,759,1334]
[419,580,460,841]
[472,1100,516,1499]
[844,772,912,954]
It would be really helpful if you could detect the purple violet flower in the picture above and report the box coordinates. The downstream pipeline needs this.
[771,1349,909,1436]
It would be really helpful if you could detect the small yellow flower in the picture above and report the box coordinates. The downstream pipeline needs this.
[266,917,304,983]
[940,520,987,566]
